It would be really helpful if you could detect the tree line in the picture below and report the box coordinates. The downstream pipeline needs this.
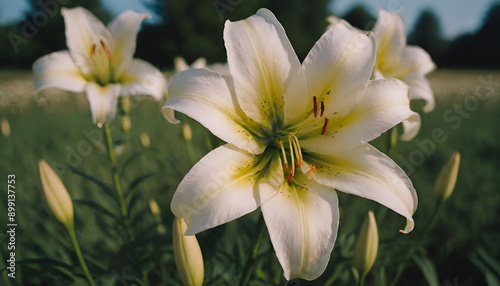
[1,0,500,69]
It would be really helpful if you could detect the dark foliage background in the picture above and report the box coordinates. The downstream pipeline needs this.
[2,0,500,69]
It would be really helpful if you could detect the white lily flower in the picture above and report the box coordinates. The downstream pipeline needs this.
[33,7,167,126]
[174,56,207,72]
[163,9,417,281]
[373,9,436,114]
[327,10,435,141]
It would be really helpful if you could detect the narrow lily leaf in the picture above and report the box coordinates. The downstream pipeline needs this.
[469,252,500,286]
[413,254,438,286]
[477,246,500,276]
[127,172,158,192]
[73,199,122,224]
[65,165,114,199]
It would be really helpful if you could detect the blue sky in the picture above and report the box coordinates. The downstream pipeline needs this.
[0,0,497,39]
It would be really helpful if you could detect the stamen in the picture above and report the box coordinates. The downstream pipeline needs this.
[90,44,96,57]
[288,135,295,181]
[100,40,114,62]
[320,101,325,117]
[321,117,330,135]
[313,96,318,118]
[306,164,317,179]
[292,135,303,166]
[306,165,316,175]
[279,139,292,183]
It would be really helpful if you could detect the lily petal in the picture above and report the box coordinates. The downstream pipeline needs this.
[303,24,376,118]
[61,7,112,78]
[224,8,300,128]
[400,46,436,76]
[301,79,414,153]
[400,113,421,141]
[108,10,150,75]
[373,9,406,70]
[261,172,339,280]
[171,144,282,235]
[401,72,435,112]
[33,51,87,93]
[311,144,417,233]
[85,82,121,125]
[164,69,266,154]
[120,59,167,100]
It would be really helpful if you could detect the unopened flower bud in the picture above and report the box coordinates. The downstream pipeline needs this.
[140,132,150,147]
[121,116,131,133]
[149,199,161,219]
[182,123,192,142]
[1,117,10,137]
[149,199,166,233]
[354,211,379,276]
[173,217,204,286]
[435,152,460,203]
[121,96,131,114]
[38,159,74,229]
[386,126,398,152]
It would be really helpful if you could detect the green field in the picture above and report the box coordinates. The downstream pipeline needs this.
[0,69,499,285]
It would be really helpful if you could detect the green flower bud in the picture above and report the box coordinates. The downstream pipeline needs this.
[1,117,10,137]
[38,159,74,229]
[182,123,192,142]
[149,199,166,233]
[121,116,131,133]
[435,152,461,203]
[354,211,379,276]
[140,132,150,147]
[173,217,204,286]
[121,96,131,114]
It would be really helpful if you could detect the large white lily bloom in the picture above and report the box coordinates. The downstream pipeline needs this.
[163,9,417,281]
[33,7,167,126]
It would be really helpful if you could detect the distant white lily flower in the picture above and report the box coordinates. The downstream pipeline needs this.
[174,56,207,72]
[33,7,167,126]
[373,9,436,113]
[163,9,417,281]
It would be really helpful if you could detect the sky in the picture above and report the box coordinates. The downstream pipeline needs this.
[0,0,497,39]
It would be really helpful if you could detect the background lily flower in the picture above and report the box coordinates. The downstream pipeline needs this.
[32,7,166,126]
[174,56,207,72]
[373,9,436,113]
[163,8,417,281]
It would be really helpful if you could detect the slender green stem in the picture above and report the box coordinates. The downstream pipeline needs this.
[103,123,135,242]
[359,273,366,286]
[389,201,444,286]
[239,214,266,286]
[68,226,96,286]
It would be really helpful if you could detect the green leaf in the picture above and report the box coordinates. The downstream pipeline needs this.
[477,246,500,276]
[126,172,158,193]
[65,165,113,199]
[74,199,123,225]
[15,258,74,270]
[469,252,500,286]
[120,149,150,175]
[413,254,438,286]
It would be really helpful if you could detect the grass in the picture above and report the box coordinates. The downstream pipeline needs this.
[0,69,499,285]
